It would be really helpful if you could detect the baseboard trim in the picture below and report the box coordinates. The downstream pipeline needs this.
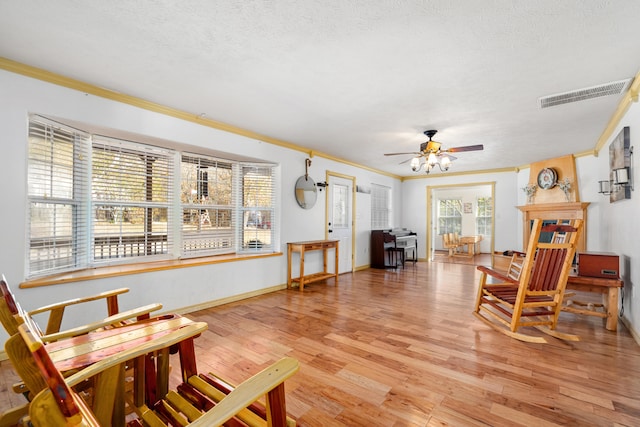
[168,284,287,316]
[621,316,640,346]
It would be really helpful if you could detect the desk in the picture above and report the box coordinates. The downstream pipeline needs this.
[287,240,339,291]
[458,235,483,257]
[564,274,623,331]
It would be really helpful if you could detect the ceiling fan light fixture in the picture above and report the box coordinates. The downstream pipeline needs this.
[410,157,421,171]
[427,152,438,167]
[440,156,451,170]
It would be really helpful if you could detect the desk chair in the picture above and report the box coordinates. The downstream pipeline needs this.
[473,219,583,343]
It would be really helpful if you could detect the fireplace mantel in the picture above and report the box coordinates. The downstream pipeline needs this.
[517,202,589,252]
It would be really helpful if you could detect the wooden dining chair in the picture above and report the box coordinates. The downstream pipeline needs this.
[15,309,299,427]
[473,219,583,343]
[442,233,461,256]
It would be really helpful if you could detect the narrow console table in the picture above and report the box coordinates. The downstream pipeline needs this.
[564,274,623,332]
[287,240,339,291]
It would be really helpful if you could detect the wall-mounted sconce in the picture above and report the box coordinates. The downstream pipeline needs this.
[599,127,633,201]
[612,146,633,191]
[598,179,613,195]
[599,145,634,196]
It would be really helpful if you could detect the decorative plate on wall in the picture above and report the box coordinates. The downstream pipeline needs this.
[537,167,558,190]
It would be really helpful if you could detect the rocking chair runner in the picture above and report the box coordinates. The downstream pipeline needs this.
[473,219,583,343]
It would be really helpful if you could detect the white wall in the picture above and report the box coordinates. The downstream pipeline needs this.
[586,101,640,341]
[0,69,402,348]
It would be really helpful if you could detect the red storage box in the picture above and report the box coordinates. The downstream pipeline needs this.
[577,252,619,279]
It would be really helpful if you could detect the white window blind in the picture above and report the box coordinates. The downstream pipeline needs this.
[237,164,277,252]
[180,153,235,256]
[371,184,391,229]
[438,199,462,234]
[91,137,173,263]
[476,197,492,236]
[26,115,280,278]
[27,117,90,277]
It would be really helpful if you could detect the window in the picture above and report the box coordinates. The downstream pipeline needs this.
[26,115,277,278]
[92,137,174,263]
[237,165,276,252]
[438,199,462,235]
[371,184,391,229]
[27,119,89,276]
[181,154,234,256]
[476,197,492,236]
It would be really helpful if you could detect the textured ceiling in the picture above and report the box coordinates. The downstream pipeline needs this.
[2,1,640,177]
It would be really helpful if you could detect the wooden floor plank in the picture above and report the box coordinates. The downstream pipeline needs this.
[1,257,639,426]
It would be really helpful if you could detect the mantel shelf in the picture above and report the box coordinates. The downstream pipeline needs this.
[517,202,590,213]
[517,202,590,253]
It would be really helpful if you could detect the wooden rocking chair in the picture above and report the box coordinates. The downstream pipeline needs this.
[15,309,299,427]
[473,219,583,343]
[1,275,162,342]
[1,275,162,400]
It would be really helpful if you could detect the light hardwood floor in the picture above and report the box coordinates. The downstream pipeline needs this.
[2,260,639,426]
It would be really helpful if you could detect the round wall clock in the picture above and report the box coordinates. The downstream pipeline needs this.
[537,167,557,189]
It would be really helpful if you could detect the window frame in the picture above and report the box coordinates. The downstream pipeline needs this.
[371,183,391,229]
[25,115,278,279]
[476,196,492,236]
[437,199,462,235]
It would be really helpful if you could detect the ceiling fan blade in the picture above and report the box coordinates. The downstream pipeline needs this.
[443,144,484,153]
[384,152,421,156]
[399,156,418,165]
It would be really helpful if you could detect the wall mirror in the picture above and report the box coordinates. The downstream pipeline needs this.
[295,175,317,209]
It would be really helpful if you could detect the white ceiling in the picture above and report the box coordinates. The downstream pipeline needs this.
[2,1,640,177]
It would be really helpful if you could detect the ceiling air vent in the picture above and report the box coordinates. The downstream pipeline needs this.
[539,78,632,109]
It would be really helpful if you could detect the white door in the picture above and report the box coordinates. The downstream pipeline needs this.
[328,175,353,274]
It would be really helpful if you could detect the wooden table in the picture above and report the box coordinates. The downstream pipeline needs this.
[287,240,339,291]
[564,274,623,331]
[458,235,483,257]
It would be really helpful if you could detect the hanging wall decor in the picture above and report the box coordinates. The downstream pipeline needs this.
[609,126,632,203]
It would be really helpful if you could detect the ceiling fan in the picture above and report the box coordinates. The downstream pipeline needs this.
[384,130,484,173]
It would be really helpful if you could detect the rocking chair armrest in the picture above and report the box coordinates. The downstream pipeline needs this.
[28,288,130,315]
[189,357,300,427]
[62,322,209,388]
[40,302,163,342]
[477,266,519,285]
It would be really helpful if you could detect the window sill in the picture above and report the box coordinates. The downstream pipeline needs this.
[20,252,283,289]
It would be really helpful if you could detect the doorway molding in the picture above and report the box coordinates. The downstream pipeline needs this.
[426,181,496,262]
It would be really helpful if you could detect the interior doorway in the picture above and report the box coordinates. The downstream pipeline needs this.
[426,182,495,263]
